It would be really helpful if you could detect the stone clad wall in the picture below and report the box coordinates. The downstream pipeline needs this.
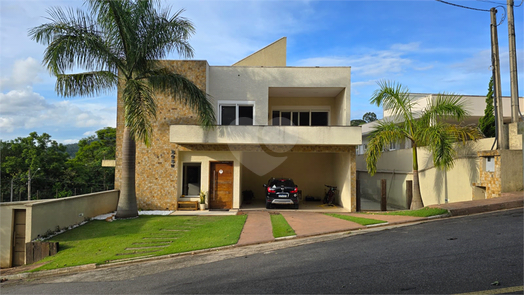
[116,60,208,210]
[476,150,502,199]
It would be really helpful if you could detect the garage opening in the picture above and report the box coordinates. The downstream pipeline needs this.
[240,151,352,210]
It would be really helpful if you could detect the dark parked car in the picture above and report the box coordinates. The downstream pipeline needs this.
[263,178,299,209]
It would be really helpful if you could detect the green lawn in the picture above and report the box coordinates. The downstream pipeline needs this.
[368,207,449,217]
[325,214,387,226]
[33,215,246,271]
[270,214,296,238]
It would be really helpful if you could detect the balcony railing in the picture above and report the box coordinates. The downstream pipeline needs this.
[170,125,362,145]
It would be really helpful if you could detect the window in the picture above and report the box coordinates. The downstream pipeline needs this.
[219,102,254,125]
[182,163,201,195]
[272,110,328,126]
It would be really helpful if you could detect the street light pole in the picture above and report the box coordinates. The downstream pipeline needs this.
[27,168,40,201]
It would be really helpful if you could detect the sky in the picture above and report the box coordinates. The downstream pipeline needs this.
[1,0,523,144]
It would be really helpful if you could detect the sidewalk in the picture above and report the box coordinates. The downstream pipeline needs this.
[428,191,523,216]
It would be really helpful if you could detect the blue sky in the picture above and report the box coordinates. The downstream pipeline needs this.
[1,0,523,144]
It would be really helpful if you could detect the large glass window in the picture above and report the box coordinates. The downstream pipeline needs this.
[182,163,201,195]
[220,103,254,125]
[272,110,328,126]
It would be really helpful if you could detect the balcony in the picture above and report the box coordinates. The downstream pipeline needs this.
[170,125,362,146]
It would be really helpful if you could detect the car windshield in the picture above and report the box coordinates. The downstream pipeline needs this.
[269,179,295,187]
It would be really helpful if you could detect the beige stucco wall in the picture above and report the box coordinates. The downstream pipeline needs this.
[170,125,362,146]
[333,149,356,211]
[27,191,119,241]
[356,138,497,207]
[0,202,32,268]
[208,66,351,126]
[233,37,287,67]
[0,191,118,268]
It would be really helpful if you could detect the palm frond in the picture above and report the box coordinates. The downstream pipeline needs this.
[29,6,122,76]
[122,79,156,146]
[419,93,469,125]
[145,69,216,128]
[55,71,118,97]
[423,125,456,170]
[370,80,415,123]
[365,121,406,176]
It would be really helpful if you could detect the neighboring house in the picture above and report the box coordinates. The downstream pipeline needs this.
[357,93,524,155]
[115,38,362,211]
[355,93,523,209]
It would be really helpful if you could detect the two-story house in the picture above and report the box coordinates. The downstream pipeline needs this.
[115,38,362,211]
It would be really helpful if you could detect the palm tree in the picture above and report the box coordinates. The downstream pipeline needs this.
[365,81,482,209]
[29,0,215,218]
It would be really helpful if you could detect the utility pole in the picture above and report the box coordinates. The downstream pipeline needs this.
[491,8,508,149]
[507,0,520,122]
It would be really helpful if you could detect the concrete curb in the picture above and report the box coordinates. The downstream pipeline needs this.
[447,200,523,216]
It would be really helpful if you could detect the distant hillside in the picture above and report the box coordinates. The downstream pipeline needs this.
[65,143,80,158]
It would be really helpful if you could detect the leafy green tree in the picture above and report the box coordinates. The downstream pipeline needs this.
[363,112,378,123]
[67,127,116,193]
[30,1,215,218]
[351,112,378,126]
[1,132,69,201]
[366,81,483,209]
[350,119,366,126]
[478,77,496,137]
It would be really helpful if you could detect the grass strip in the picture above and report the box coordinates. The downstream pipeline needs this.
[367,207,449,217]
[270,214,296,238]
[31,215,246,272]
[325,214,387,226]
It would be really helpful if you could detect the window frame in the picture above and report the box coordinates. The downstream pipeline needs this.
[218,101,256,126]
[182,162,202,197]
[270,106,331,126]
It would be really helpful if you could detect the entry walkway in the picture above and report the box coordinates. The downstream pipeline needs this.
[236,210,425,245]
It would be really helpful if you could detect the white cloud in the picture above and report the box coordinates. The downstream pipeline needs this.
[297,48,413,76]
[0,86,114,135]
[82,130,96,137]
[0,57,44,91]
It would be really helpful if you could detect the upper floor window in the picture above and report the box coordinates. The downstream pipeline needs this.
[271,110,329,126]
[219,102,254,125]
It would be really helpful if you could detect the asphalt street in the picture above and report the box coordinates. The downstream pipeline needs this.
[2,209,523,294]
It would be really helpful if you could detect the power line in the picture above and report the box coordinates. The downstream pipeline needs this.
[515,0,524,7]
[435,0,490,11]
[476,0,506,5]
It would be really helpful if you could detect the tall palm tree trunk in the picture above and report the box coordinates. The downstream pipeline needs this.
[410,145,424,209]
[116,127,138,218]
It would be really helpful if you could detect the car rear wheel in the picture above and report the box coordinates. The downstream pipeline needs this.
[266,202,272,209]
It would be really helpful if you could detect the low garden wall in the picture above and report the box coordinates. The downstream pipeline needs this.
[1,190,119,268]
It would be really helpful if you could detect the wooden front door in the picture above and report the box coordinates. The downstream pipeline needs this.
[12,209,26,267]
[209,162,233,209]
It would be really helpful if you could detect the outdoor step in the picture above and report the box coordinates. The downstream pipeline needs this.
[177,201,199,211]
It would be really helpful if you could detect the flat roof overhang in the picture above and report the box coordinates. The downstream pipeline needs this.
[170,125,362,145]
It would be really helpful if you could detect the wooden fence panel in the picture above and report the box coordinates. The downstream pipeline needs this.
[25,242,59,265]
